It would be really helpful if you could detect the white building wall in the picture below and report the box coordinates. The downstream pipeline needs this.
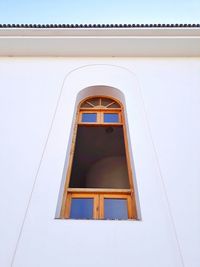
[0,58,200,267]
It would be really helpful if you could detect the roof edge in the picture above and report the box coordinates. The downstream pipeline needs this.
[0,23,200,28]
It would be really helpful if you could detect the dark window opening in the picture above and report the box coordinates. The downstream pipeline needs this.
[69,126,129,189]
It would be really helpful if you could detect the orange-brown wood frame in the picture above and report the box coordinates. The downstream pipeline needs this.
[64,192,136,220]
[60,96,137,220]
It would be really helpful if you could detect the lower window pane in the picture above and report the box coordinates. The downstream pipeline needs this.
[70,198,93,219]
[104,199,128,220]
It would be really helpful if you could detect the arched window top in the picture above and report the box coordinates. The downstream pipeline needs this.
[80,96,121,109]
[79,96,122,125]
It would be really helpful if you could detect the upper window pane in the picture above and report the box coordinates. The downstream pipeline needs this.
[107,103,120,108]
[81,102,94,108]
[101,98,113,107]
[104,198,128,220]
[104,113,119,123]
[82,113,97,122]
[80,97,120,109]
[70,198,93,219]
[88,98,100,107]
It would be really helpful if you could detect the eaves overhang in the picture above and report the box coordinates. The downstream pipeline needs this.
[0,24,200,57]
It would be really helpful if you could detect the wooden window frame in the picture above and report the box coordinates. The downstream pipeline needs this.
[79,110,122,125]
[65,193,99,219]
[64,190,136,220]
[99,193,134,219]
[101,110,122,124]
[79,111,100,124]
[60,96,138,220]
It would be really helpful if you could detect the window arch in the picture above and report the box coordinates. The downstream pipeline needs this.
[60,96,137,220]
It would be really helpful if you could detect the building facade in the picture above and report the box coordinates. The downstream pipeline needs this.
[0,24,200,267]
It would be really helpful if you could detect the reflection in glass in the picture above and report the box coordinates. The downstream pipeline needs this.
[82,113,97,122]
[70,198,93,219]
[104,113,119,123]
[104,199,128,219]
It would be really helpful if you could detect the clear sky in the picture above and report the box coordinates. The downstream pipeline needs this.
[0,0,199,24]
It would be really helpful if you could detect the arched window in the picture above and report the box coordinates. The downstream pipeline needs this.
[60,96,137,220]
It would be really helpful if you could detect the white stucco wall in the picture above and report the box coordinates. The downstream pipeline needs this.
[0,58,200,267]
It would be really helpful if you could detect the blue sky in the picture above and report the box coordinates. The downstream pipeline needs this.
[0,0,199,24]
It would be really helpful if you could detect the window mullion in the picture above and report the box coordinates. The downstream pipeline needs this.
[99,194,104,219]
[99,111,102,124]
[93,194,99,219]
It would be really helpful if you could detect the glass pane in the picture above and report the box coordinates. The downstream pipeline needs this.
[70,198,93,219]
[108,103,120,108]
[104,198,128,220]
[104,113,119,123]
[88,98,100,107]
[81,102,94,108]
[82,113,97,122]
[101,98,113,107]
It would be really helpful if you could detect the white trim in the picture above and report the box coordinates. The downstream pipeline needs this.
[0,28,200,57]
